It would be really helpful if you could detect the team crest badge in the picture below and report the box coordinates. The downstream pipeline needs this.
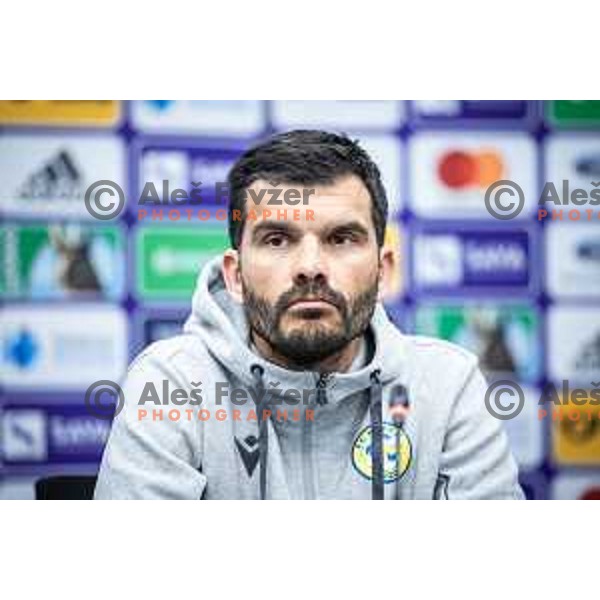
[351,422,412,482]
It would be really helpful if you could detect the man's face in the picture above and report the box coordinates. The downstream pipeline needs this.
[223,174,393,367]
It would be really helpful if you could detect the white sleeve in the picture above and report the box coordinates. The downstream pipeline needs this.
[94,352,207,500]
[437,364,525,500]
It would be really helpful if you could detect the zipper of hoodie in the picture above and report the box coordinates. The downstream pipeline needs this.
[316,372,333,406]
[302,373,334,499]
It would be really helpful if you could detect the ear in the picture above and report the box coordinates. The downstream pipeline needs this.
[222,248,243,303]
[377,242,397,302]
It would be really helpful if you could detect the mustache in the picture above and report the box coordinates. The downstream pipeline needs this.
[275,281,346,314]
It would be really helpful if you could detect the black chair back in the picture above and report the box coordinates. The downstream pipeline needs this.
[35,476,97,500]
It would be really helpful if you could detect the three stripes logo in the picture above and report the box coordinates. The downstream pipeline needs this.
[18,150,83,200]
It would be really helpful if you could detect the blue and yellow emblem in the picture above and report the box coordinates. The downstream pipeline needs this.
[351,422,412,482]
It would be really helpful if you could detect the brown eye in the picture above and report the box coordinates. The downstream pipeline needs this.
[264,233,288,248]
[331,232,356,246]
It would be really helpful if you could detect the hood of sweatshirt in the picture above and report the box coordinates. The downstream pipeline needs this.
[182,256,413,499]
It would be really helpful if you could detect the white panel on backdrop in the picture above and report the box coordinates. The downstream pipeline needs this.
[131,100,265,136]
[409,131,537,219]
[548,305,600,383]
[546,223,600,298]
[271,101,404,130]
[0,305,128,390]
[0,134,125,220]
[545,134,600,199]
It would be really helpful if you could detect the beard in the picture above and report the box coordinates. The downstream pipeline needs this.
[241,273,379,368]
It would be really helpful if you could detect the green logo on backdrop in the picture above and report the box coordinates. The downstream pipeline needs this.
[137,226,229,299]
[549,101,600,125]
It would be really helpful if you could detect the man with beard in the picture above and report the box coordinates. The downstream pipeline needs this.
[95,130,523,500]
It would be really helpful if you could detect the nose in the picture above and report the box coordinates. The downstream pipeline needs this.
[292,235,328,286]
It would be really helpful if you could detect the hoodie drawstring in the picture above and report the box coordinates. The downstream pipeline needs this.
[369,369,384,500]
[250,364,268,500]
[251,364,385,500]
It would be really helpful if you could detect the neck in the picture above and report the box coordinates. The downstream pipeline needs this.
[250,331,363,374]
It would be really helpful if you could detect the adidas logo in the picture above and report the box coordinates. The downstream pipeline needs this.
[18,150,83,200]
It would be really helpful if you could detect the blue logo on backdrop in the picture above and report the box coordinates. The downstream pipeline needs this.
[414,229,531,292]
[2,404,113,466]
[5,329,39,369]
[146,100,175,111]
[462,232,529,287]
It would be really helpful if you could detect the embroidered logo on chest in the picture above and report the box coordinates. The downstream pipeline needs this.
[351,423,412,483]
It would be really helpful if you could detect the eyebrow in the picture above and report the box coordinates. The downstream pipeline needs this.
[250,221,300,241]
[326,221,370,238]
[250,219,371,242]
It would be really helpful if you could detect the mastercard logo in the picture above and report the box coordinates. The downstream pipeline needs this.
[437,149,505,189]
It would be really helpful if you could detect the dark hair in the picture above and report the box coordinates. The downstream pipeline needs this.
[227,129,388,249]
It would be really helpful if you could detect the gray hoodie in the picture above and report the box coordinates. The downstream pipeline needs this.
[94,256,524,500]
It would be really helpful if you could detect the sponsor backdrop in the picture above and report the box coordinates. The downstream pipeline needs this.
[1,100,600,499]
